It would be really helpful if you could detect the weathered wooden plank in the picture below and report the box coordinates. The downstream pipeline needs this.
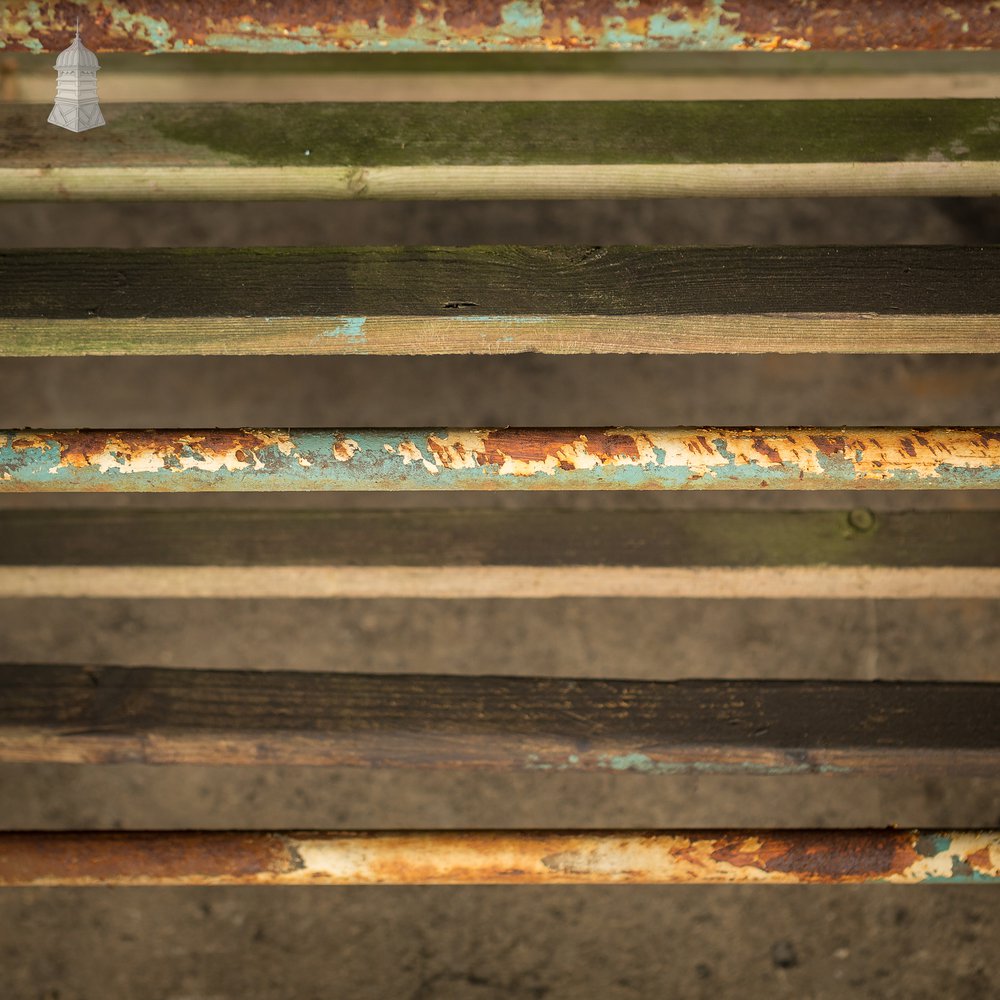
[9,52,1000,102]
[3,1,996,54]
[1,830,997,886]
[10,70,1000,102]
[11,51,1000,74]
[1,509,997,598]
[2,102,998,200]
[2,428,998,492]
[4,247,999,356]
[3,667,999,775]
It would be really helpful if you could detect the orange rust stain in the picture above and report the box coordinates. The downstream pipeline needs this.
[708,830,919,881]
[332,437,359,462]
[6,1,996,54]
[0,832,297,885]
[965,846,994,873]
[479,429,641,466]
[809,434,846,459]
[50,430,292,471]
[752,436,785,465]
[426,436,469,464]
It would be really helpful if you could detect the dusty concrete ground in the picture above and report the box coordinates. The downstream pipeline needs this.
[0,197,998,1000]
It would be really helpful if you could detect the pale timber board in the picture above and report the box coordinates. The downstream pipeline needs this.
[10,74,1000,102]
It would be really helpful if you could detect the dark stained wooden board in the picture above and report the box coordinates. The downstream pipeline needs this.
[2,508,997,568]
[2,665,998,775]
[3,246,999,356]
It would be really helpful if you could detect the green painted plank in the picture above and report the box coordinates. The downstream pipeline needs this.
[6,101,999,166]
[2,102,997,199]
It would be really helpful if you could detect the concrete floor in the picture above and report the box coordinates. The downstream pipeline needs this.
[0,197,998,999]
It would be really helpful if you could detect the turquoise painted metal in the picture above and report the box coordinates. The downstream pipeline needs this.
[1,427,998,492]
[2,1,997,54]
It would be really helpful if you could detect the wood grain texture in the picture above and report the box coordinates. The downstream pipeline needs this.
[2,102,997,200]
[3,666,999,775]
[2,830,998,886]
[3,428,999,492]
[11,72,1000,103]
[1,509,997,598]
[3,247,999,356]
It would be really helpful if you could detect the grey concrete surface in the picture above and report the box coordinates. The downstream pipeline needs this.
[0,197,998,1000]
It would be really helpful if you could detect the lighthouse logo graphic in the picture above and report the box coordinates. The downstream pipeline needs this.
[48,25,105,133]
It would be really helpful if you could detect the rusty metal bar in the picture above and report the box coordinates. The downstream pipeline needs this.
[2,2,996,54]
[2,428,998,492]
[1,830,997,886]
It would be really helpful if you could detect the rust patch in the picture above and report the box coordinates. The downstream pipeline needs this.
[6,0,992,53]
[0,832,297,885]
[479,429,641,466]
[965,846,993,872]
[721,0,999,52]
[752,436,784,465]
[809,434,846,459]
[45,429,298,473]
[709,830,920,880]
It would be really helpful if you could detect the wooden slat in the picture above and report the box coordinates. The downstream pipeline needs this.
[10,71,1000,102]
[3,666,999,775]
[2,1,996,53]
[9,52,1000,102]
[1,509,997,599]
[2,428,998,492]
[4,247,999,356]
[2,102,998,200]
[1,830,997,886]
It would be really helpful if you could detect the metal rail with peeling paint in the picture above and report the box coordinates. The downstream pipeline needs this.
[2,427,999,492]
[1,830,997,886]
[2,1,997,54]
